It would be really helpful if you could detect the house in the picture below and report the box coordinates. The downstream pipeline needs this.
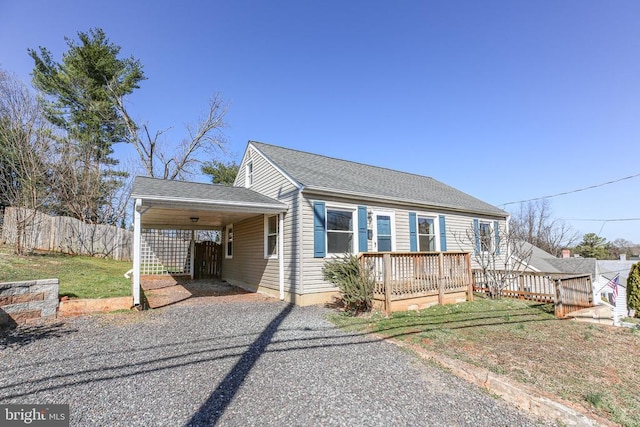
[522,242,597,278]
[130,141,509,306]
[594,258,637,321]
[522,242,637,321]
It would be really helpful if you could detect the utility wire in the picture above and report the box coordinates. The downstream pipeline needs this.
[499,172,640,207]
[563,218,640,222]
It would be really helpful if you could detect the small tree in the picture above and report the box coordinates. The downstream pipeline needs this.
[627,262,640,317]
[323,254,375,314]
[510,200,579,257]
[0,70,53,254]
[454,221,532,298]
[574,233,609,259]
[202,160,239,185]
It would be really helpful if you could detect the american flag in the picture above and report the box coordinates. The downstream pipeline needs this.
[607,274,620,306]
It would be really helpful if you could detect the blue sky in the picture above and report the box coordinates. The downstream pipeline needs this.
[1,1,639,244]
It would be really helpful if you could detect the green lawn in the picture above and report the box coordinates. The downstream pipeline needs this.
[329,297,640,427]
[0,244,131,299]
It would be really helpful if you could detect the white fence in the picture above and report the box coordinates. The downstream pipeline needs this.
[1,207,133,261]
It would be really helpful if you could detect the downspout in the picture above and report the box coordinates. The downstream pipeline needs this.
[132,199,142,307]
[279,212,285,300]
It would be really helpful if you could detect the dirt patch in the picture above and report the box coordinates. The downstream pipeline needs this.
[141,278,276,308]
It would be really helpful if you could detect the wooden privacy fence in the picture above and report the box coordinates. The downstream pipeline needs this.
[473,270,593,317]
[359,252,473,314]
[1,207,133,261]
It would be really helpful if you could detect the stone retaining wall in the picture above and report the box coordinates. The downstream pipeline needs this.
[0,279,59,326]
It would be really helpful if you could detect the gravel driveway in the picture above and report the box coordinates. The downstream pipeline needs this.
[1,298,552,426]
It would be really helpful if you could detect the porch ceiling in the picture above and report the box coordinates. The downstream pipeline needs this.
[138,205,264,230]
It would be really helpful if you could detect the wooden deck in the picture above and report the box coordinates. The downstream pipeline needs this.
[359,252,473,313]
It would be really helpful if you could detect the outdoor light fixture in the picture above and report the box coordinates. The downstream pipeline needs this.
[190,217,199,223]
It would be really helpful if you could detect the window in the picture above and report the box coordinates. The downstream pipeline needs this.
[265,215,278,258]
[417,216,436,251]
[245,161,253,188]
[327,209,353,254]
[479,221,492,252]
[225,224,234,258]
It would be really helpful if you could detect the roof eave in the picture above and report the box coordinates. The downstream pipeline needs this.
[132,195,288,214]
[301,186,508,218]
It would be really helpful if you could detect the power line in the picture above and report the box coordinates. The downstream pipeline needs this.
[563,218,640,222]
[500,172,640,207]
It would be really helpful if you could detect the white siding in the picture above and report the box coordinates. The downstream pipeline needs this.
[300,193,507,293]
[229,145,301,293]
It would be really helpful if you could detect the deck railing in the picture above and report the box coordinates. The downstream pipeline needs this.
[472,270,593,317]
[358,252,473,313]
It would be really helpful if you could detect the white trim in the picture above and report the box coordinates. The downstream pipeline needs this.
[248,142,303,190]
[245,160,253,188]
[371,210,397,252]
[279,212,285,300]
[189,235,195,280]
[478,220,493,252]
[225,224,234,259]
[132,199,142,306]
[415,212,440,252]
[297,190,304,294]
[302,186,508,219]
[132,197,287,213]
[325,204,357,256]
[264,214,279,259]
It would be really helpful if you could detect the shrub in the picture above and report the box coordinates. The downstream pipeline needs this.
[627,262,640,317]
[323,254,375,315]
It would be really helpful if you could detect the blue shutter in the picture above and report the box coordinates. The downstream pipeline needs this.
[358,206,368,252]
[473,219,480,253]
[409,212,417,252]
[313,201,326,258]
[439,215,447,251]
[494,220,500,255]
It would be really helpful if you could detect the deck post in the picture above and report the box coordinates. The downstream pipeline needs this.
[554,279,563,318]
[383,253,392,315]
[465,253,473,302]
[438,252,445,305]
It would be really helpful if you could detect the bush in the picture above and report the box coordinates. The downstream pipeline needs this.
[323,254,375,315]
[627,262,640,317]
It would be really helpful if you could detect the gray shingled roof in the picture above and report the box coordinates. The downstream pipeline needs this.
[250,141,507,217]
[131,176,286,208]
[522,241,597,276]
[521,242,563,273]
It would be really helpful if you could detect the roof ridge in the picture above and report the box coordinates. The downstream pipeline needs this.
[249,140,438,182]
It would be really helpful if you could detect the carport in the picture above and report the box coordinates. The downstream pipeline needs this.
[130,176,288,307]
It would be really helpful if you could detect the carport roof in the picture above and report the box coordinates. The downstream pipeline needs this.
[131,176,287,229]
[132,176,286,208]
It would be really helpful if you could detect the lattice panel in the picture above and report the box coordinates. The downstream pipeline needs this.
[140,229,192,275]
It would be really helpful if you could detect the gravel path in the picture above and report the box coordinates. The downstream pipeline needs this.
[0,299,553,426]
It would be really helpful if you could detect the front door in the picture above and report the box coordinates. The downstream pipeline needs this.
[374,213,394,252]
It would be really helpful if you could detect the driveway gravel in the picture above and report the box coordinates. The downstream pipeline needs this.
[1,298,553,426]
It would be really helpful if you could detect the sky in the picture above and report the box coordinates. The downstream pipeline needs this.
[1,1,639,244]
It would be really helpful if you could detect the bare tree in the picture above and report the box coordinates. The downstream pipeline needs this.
[0,70,53,254]
[510,200,579,256]
[454,221,533,298]
[114,89,228,180]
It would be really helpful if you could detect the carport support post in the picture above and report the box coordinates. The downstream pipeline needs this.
[132,198,142,306]
[190,231,195,280]
[279,212,284,300]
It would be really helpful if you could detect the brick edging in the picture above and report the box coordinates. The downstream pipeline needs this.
[384,337,617,427]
